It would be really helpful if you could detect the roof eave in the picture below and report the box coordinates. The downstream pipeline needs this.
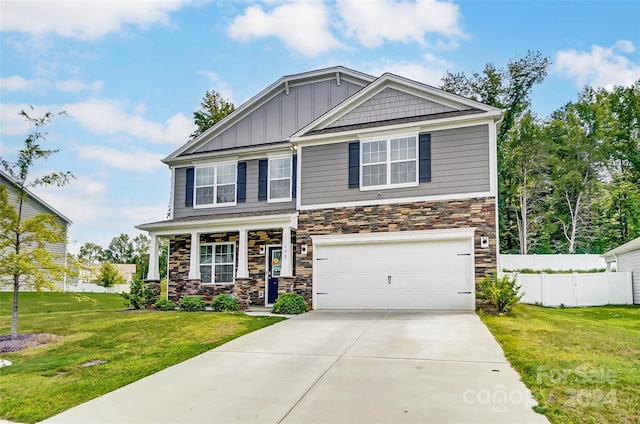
[601,236,640,258]
[0,170,73,225]
[290,72,502,139]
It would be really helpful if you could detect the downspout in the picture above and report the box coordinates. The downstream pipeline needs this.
[494,114,504,272]
[63,224,69,292]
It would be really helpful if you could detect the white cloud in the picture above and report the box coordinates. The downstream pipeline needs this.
[196,71,236,104]
[32,175,167,249]
[227,2,344,57]
[364,54,452,86]
[336,0,466,48]
[63,99,195,144]
[76,145,165,173]
[1,75,104,93]
[554,40,640,89]
[0,75,47,91]
[1,0,191,40]
[55,79,104,93]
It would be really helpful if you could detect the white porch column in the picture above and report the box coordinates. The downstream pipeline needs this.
[236,229,249,279]
[188,232,200,280]
[147,234,160,280]
[281,226,293,277]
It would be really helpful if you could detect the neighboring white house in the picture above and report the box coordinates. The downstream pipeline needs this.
[0,169,72,289]
[78,263,137,284]
[602,237,640,305]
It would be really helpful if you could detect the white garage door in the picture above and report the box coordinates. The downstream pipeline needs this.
[313,231,475,310]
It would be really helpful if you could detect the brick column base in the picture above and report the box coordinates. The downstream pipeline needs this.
[233,277,253,310]
[185,279,202,297]
[277,276,296,297]
[144,279,161,306]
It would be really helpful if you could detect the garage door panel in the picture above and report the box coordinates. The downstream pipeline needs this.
[314,236,475,310]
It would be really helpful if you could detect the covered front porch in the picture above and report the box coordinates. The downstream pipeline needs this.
[138,212,298,309]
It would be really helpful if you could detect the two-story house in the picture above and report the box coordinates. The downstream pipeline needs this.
[137,66,502,310]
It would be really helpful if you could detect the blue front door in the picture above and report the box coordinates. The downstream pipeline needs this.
[267,247,282,304]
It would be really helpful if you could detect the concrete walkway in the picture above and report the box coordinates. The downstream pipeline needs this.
[43,311,548,424]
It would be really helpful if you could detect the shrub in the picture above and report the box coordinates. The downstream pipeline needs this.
[477,272,523,314]
[121,276,155,309]
[211,294,239,312]
[178,296,206,312]
[272,293,308,314]
[154,298,177,311]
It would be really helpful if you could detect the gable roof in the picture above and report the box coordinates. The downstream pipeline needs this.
[291,72,503,140]
[602,236,640,260]
[0,170,72,225]
[163,66,375,164]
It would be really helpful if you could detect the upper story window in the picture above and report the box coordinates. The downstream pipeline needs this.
[361,135,418,189]
[194,162,237,207]
[268,156,292,202]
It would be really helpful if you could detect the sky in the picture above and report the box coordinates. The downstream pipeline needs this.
[1,0,639,253]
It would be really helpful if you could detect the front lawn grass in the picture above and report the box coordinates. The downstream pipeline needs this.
[479,304,640,424]
[0,292,285,423]
[0,292,125,315]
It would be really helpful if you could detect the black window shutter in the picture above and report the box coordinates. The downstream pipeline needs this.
[348,141,360,188]
[419,133,432,183]
[291,155,297,199]
[237,162,246,203]
[258,159,268,201]
[185,167,194,207]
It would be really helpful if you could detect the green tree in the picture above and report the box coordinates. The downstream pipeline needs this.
[441,51,552,252]
[605,81,640,182]
[132,233,149,279]
[190,89,235,139]
[0,108,74,339]
[78,242,104,264]
[103,234,134,263]
[545,90,607,253]
[441,51,551,144]
[502,112,549,254]
[98,262,125,288]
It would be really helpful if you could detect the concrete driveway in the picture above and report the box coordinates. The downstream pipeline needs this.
[43,311,548,424]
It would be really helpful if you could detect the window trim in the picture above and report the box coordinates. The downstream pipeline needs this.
[267,155,293,203]
[193,161,238,209]
[199,242,236,285]
[359,133,419,191]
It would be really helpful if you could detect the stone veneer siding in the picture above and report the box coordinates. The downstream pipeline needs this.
[294,197,497,304]
[168,230,285,305]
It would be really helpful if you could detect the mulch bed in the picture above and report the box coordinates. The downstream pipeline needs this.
[0,333,58,353]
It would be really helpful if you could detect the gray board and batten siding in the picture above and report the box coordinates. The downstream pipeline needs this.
[1,176,69,266]
[300,124,490,206]
[173,159,296,219]
[193,80,365,154]
[617,250,640,304]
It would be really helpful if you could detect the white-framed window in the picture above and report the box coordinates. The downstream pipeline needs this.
[200,243,235,284]
[194,162,237,208]
[268,156,292,202]
[361,135,418,190]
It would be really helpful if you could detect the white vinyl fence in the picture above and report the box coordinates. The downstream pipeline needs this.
[55,282,131,293]
[500,272,633,307]
[500,254,606,272]
[1,279,130,294]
